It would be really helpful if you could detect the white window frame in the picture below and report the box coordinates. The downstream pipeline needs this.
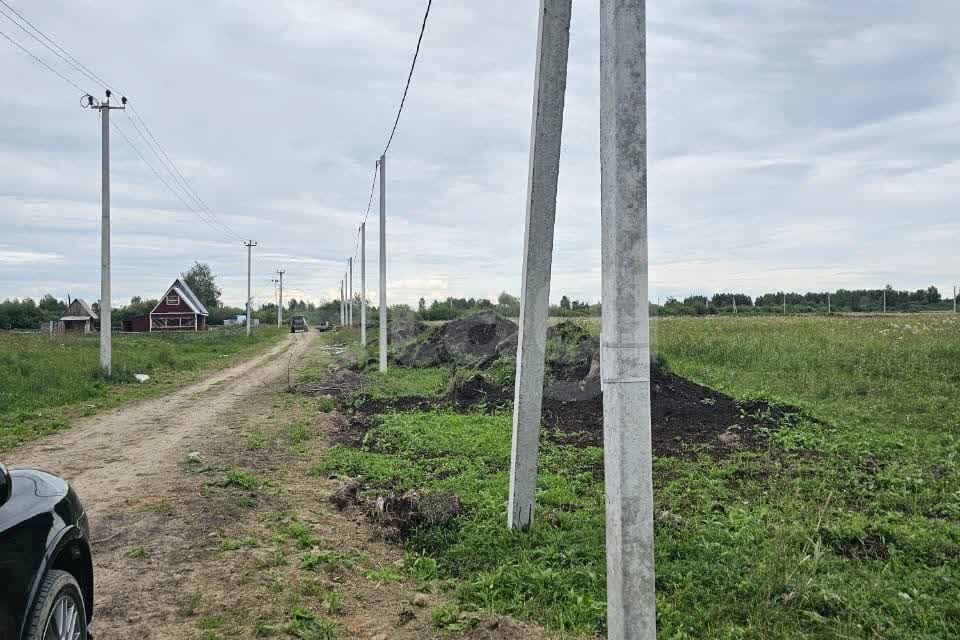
[166,294,180,306]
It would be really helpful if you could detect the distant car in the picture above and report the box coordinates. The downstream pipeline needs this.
[315,321,332,332]
[290,316,308,333]
[0,463,94,640]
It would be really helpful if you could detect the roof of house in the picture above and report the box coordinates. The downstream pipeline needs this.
[60,298,98,321]
[154,278,210,316]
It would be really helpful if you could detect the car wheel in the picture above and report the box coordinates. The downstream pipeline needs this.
[24,570,87,640]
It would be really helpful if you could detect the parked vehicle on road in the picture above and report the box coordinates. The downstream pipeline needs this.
[290,316,308,333]
[0,463,94,640]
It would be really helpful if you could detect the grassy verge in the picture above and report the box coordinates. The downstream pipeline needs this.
[317,317,960,638]
[0,327,286,451]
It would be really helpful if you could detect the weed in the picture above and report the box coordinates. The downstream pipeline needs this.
[431,603,462,629]
[125,546,150,559]
[282,522,318,549]
[197,615,225,630]
[317,397,335,413]
[323,591,343,616]
[300,550,359,572]
[222,469,260,490]
[363,566,404,582]
[246,431,267,450]
[220,537,258,551]
[285,607,337,640]
[287,422,311,444]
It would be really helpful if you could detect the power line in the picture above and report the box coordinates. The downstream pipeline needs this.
[0,0,118,93]
[127,105,242,240]
[381,0,433,157]
[124,107,241,240]
[110,119,236,239]
[0,2,241,243]
[0,25,89,94]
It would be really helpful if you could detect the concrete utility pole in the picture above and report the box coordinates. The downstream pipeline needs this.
[348,257,354,326]
[244,241,257,336]
[600,0,656,637]
[783,292,786,315]
[84,91,126,376]
[361,223,367,345]
[340,280,345,326]
[954,285,957,313]
[733,296,737,315]
[378,155,388,372]
[507,0,572,531]
[883,288,887,314]
[343,271,348,326]
[827,292,831,314]
[277,270,285,327]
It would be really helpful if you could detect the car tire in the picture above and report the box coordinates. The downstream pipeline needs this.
[24,570,87,640]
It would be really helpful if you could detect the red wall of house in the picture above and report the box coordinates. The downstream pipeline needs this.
[152,292,191,314]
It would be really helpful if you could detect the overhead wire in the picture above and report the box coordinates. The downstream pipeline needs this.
[0,0,118,93]
[381,0,432,158]
[0,25,89,94]
[348,0,432,277]
[0,0,243,244]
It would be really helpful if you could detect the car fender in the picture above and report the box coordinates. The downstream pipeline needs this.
[19,524,92,640]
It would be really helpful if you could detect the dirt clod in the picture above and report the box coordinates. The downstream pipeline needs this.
[329,481,362,510]
[373,491,463,535]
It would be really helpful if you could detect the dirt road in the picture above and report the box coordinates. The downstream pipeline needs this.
[7,331,546,639]
[9,332,313,520]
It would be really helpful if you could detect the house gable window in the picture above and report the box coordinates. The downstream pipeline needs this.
[167,294,180,306]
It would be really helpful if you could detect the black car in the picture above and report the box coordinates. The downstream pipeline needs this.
[0,463,93,640]
[290,316,308,333]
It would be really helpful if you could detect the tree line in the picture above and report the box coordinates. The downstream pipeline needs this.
[2,279,955,330]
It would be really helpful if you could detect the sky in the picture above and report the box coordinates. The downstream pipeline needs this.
[1,0,958,309]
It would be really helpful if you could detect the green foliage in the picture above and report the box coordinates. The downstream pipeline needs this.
[126,546,150,559]
[360,367,450,400]
[181,261,222,311]
[284,607,338,640]
[222,469,260,490]
[0,327,285,450]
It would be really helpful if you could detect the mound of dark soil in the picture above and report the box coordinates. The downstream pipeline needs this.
[395,313,518,367]
[388,319,429,344]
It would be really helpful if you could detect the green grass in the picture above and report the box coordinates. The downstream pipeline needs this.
[318,314,960,638]
[358,366,450,400]
[0,327,285,450]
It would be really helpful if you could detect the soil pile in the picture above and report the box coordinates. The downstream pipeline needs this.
[395,313,518,367]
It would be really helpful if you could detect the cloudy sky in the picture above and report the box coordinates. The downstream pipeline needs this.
[1,0,958,309]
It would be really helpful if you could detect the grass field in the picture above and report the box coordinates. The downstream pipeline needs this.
[0,327,285,451]
[318,314,960,638]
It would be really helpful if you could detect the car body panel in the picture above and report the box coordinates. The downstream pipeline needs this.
[0,469,92,640]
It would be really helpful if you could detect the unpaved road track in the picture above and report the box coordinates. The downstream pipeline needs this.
[8,331,311,519]
[6,331,549,639]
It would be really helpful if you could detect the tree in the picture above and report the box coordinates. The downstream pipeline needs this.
[560,295,571,310]
[496,292,520,317]
[418,297,426,315]
[182,262,222,310]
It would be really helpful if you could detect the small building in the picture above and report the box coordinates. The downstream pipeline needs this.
[122,278,209,332]
[59,298,97,333]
